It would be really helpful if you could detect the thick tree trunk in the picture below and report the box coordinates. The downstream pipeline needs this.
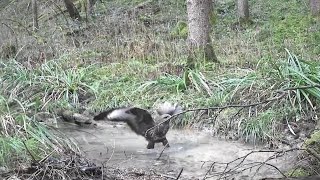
[32,0,39,31]
[186,0,217,65]
[63,0,81,21]
[310,0,320,16]
[237,0,249,21]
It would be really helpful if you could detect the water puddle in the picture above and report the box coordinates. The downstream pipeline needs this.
[60,121,296,179]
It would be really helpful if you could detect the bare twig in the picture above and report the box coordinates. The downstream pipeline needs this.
[23,141,37,162]
[203,148,305,179]
[176,168,183,180]
[280,84,320,91]
[151,170,177,179]
[146,92,287,135]
[306,148,320,162]
[173,92,286,119]
[38,150,55,163]
[157,142,169,160]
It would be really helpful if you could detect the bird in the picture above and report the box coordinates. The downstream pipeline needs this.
[93,102,183,149]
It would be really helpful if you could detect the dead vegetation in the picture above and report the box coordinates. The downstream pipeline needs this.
[0,152,172,180]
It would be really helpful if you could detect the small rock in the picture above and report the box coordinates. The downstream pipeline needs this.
[0,166,6,173]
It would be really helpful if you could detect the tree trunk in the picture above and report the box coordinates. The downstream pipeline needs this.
[63,0,81,21]
[32,0,39,31]
[237,0,249,21]
[87,0,97,16]
[186,0,217,66]
[310,0,320,16]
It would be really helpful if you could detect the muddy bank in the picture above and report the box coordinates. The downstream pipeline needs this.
[59,120,297,180]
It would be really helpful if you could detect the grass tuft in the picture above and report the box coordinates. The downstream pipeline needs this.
[274,49,320,113]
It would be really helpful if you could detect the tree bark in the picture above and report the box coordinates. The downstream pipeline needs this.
[186,0,217,66]
[63,0,82,21]
[32,0,39,31]
[237,0,249,21]
[87,0,97,16]
[310,0,320,16]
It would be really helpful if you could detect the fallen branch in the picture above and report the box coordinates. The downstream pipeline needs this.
[202,148,313,179]
[306,148,320,162]
[280,84,320,92]
[147,92,287,133]
[176,168,183,180]
[57,109,96,126]
[172,92,286,119]
[151,170,177,179]
[163,84,320,126]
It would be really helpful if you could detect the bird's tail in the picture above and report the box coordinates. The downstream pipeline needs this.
[156,102,183,117]
[93,107,136,122]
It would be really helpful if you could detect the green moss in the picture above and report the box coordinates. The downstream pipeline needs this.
[286,168,310,178]
[138,15,152,24]
[270,15,314,46]
[170,21,188,39]
[304,130,320,147]
[209,11,217,26]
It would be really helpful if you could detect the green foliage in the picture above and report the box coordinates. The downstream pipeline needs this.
[170,21,188,39]
[286,168,310,178]
[270,15,315,47]
[0,58,92,167]
[304,130,320,147]
[0,105,78,167]
[138,73,187,93]
[186,69,214,96]
[274,49,320,112]
[239,109,281,144]
[1,59,99,111]
[209,10,217,26]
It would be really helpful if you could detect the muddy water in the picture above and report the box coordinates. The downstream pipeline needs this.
[60,121,296,180]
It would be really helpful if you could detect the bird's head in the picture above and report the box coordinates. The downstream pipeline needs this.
[160,114,172,121]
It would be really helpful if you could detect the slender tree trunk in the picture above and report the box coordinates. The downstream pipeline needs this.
[186,0,217,66]
[32,0,38,31]
[87,0,97,16]
[63,0,81,21]
[237,0,249,21]
[310,0,320,16]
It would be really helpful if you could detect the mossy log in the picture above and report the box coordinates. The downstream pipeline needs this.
[57,109,96,127]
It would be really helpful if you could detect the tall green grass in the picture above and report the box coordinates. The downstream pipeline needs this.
[275,49,320,113]
[238,50,320,144]
[0,58,95,167]
[239,109,282,144]
[0,97,79,167]
[1,59,100,111]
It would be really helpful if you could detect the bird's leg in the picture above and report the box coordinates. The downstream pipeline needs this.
[162,138,170,147]
[147,141,155,149]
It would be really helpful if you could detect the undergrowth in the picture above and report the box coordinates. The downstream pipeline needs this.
[0,95,79,167]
